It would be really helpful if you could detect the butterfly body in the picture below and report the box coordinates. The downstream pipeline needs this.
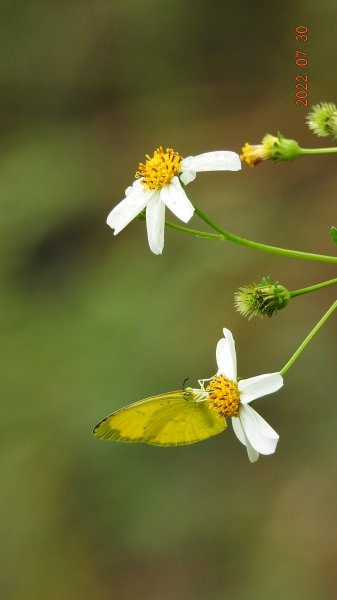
[93,387,226,446]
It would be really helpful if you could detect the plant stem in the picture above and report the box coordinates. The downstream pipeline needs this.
[280,299,337,376]
[290,277,337,298]
[300,147,337,156]
[164,219,224,240]
[193,205,337,264]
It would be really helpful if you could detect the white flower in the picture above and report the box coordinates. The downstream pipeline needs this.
[200,328,283,462]
[107,146,241,255]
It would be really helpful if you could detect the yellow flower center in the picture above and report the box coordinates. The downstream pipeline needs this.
[240,143,263,167]
[240,135,277,167]
[135,146,183,190]
[206,375,240,418]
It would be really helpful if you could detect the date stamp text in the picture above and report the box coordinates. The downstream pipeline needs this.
[295,26,309,106]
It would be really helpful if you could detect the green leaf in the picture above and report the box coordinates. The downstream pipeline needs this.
[330,226,337,247]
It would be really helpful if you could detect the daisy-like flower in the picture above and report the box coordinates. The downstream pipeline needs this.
[199,327,283,462]
[107,146,241,254]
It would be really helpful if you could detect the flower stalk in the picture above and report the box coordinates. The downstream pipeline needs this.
[280,299,337,376]
[192,205,337,264]
[290,277,337,298]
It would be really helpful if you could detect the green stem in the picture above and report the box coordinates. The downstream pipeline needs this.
[164,219,224,240]
[300,147,337,156]
[193,205,337,264]
[280,299,337,376]
[290,277,337,298]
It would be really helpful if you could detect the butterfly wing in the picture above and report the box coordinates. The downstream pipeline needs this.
[93,392,178,443]
[93,389,226,446]
[143,396,227,446]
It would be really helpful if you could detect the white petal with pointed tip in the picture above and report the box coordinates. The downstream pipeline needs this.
[216,328,237,380]
[181,151,241,173]
[107,187,154,235]
[232,417,259,462]
[239,404,279,455]
[159,176,195,223]
[239,372,283,405]
[146,194,165,255]
[245,438,260,463]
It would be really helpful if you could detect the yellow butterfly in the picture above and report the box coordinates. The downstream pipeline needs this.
[93,387,226,446]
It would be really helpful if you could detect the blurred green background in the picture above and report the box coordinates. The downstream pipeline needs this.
[1,1,336,598]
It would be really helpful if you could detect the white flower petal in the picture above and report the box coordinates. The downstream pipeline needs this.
[181,151,241,173]
[159,176,194,223]
[107,187,153,235]
[179,169,196,185]
[232,416,246,445]
[146,194,165,255]
[216,328,237,380]
[125,179,143,196]
[239,373,283,404]
[245,439,260,463]
[239,404,279,455]
[232,417,259,462]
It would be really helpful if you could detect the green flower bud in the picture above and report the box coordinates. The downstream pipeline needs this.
[271,133,301,162]
[306,102,337,138]
[241,133,301,166]
[234,277,291,319]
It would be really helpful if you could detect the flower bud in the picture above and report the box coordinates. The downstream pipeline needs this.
[234,277,291,319]
[306,102,337,138]
[241,133,301,167]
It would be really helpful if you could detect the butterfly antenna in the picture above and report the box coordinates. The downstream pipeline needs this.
[182,377,190,390]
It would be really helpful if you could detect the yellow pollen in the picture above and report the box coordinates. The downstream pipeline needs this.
[240,135,277,167]
[206,375,240,418]
[135,146,183,190]
[240,143,262,167]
